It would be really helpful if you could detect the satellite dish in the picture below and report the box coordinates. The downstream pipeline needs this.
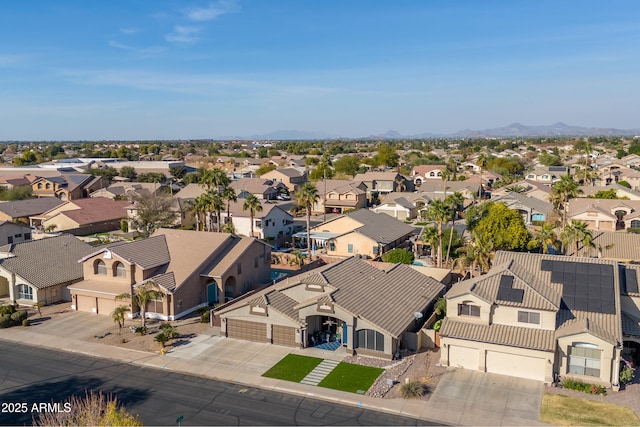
[414,312,424,320]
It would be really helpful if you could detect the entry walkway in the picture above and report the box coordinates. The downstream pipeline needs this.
[300,359,340,386]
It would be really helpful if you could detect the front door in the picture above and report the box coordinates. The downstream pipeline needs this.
[207,283,218,304]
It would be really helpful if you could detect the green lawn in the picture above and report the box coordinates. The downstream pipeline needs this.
[261,354,323,382]
[318,362,384,394]
[540,393,640,426]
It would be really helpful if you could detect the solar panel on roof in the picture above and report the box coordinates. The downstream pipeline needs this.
[626,269,639,293]
[497,275,524,303]
[541,260,553,271]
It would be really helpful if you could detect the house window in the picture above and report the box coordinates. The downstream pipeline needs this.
[568,344,601,377]
[632,220,640,228]
[458,303,480,317]
[113,262,126,277]
[37,183,42,189]
[24,233,31,240]
[45,183,51,189]
[14,234,21,238]
[18,284,33,300]
[255,220,262,229]
[518,311,540,324]
[237,263,242,274]
[348,244,353,253]
[372,246,380,255]
[7,236,13,244]
[356,329,384,352]
[329,242,336,251]
[95,260,107,275]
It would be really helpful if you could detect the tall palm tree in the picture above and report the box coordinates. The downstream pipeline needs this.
[297,182,320,257]
[191,194,210,231]
[421,226,439,259]
[426,199,453,268]
[551,174,581,228]
[222,186,237,231]
[444,192,465,266]
[242,194,263,238]
[561,220,593,256]
[533,223,558,254]
[111,305,131,334]
[116,282,163,330]
[205,190,224,232]
[200,168,229,191]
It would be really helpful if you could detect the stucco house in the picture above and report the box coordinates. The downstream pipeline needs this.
[0,198,65,224]
[216,256,445,358]
[31,174,108,200]
[352,171,411,198]
[410,165,448,186]
[304,209,416,258]
[312,180,368,214]
[439,251,640,388]
[0,234,94,306]
[525,166,568,186]
[68,229,272,320]
[219,200,294,239]
[0,221,33,245]
[567,198,640,231]
[260,168,307,193]
[492,191,552,224]
[229,178,288,200]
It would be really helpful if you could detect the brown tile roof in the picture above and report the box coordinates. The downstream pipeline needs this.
[67,278,131,296]
[564,231,640,261]
[556,311,620,345]
[56,198,131,225]
[0,198,65,218]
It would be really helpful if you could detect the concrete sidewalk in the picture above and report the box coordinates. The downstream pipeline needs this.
[0,314,544,426]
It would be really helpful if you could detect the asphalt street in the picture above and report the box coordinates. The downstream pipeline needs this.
[0,341,435,426]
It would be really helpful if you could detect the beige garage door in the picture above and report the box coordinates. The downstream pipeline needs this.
[272,325,297,347]
[486,351,546,381]
[97,297,118,316]
[226,319,268,343]
[449,345,479,370]
[76,295,96,313]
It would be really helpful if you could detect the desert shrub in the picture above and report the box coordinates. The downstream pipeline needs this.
[159,323,178,339]
[620,363,635,385]
[10,310,28,325]
[400,381,426,399]
[134,326,147,335]
[154,332,169,348]
[0,315,11,329]
[22,319,30,327]
[200,310,211,324]
[562,378,606,395]
[0,304,16,316]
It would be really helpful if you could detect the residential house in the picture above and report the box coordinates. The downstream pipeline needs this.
[373,192,432,220]
[260,168,307,193]
[31,174,108,200]
[220,200,294,239]
[32,197,132,235]
[352,171,412,199]
[414,180,481,204]
[216,256,445,358]
[313,180,368,214]
[440,250,639,388]
[0,198,65,224]
[68,229,272,319]
[567,198,640,231]
[229,178,288,200]
[304,209,416,258]
[0,175,30,190]
[0,221,32,245]
[90,182,168,200]
[0,234,94,306]
[410,165,448,186]
[564,230,640,262]
[492,192,553,224]
[490,179,552,204]
[579,184,640,201]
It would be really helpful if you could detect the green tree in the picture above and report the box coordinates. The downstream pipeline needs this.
[297,182,320,257]
[426,199,453,268]
[561,220,594,256]
[200,168,230,191]
[222,186,237,232]
[256,164,277,176]
[333,155,361,177]
[474,203,530,251]
[529,224,558,254]
[111,305,131,334]
[206,190,224,232]
[191,194,210,231]
[381,248,414,264]
[0,186,33,201]
[374,143,399,169]
[119,166,137,180]
[130,192,177,238]
[89,166,118,182]
[551,175,582,228]
[587,189,622,199]
[444,192,465,266]
[116,282,163,330]
[137,172,166,183]
[242,194,263,238]
[169,165,187,181]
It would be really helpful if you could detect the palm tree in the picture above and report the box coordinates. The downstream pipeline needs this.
[444,192,465,266]
[116,282,163,330]
[297,182,320,257]
[533,224,558,254]
[421,226,439,259]
[477,153,489,199]
[505,184,526,194]
[551,174,581,228]
[242,194,263,238]
[200,168,229,191]
[111,305,131,334]
[426,199,453,268]
[191,194,209,231]
[222,186,237,231]
[206,190,224,232]
[561,220,593,256]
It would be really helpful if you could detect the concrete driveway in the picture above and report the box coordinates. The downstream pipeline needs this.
[426,368,544,426]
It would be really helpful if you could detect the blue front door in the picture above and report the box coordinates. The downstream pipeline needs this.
[207,283,218,304]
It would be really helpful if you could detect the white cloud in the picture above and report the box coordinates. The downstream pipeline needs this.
[185,0,238,21]
[120,27,141,34]
[109,40,133,50]
[165,25,202,43]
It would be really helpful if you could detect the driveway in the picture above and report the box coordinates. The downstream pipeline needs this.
[424,368,544,426]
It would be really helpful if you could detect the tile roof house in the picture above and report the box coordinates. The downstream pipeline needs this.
[306,209,416,258]
[525,166,568,186]
[0,198,65,223]
[439,251,640,388]
[312,180,368,214]
[0,234,94,306]
[90,182,168,200]
[31,174,108,200]
[219,199,294,239]
[68,228,272,320]
[229,178,288,200]
[564,230,640,262]
[0,221,33,245]
[492,191,553,224]
[259,168,307,193]
[567,198,640,231]
[216,256,445,358]
[410,165,448,186]
[352,171,411,198]
[33,197,132,235]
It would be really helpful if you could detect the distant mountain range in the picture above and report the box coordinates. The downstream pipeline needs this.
[222,122,640,140]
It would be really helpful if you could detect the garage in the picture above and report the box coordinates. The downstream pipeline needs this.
[226,319,268,343]
[97,297,118,316]
[486,351,546,381]
[75,295,96,313]
[272,325,297,347]
[448,345,479,370]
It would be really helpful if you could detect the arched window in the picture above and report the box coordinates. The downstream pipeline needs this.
[356,329,384,352]
[17,284,33,300]
[113,262,126,277]
[45,183,51,189]
[37,183,42,189]
[94,260,107,275]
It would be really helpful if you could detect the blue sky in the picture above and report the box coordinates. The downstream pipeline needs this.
[1,1,639,140]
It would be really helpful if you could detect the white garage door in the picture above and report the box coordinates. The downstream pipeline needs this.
[486,351,546,381]
[449,345,479,370]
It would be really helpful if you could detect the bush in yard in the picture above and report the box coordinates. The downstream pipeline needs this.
[10,310,28,325]
[22,319,30,327]
[0,304,16,316]
[200,310,210,324]
[400,381,426,399]
[562,378,606,395]
[620,362,635,385]
[0,314,11,329]
[159,323,178,339]
[154,332,169,348]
